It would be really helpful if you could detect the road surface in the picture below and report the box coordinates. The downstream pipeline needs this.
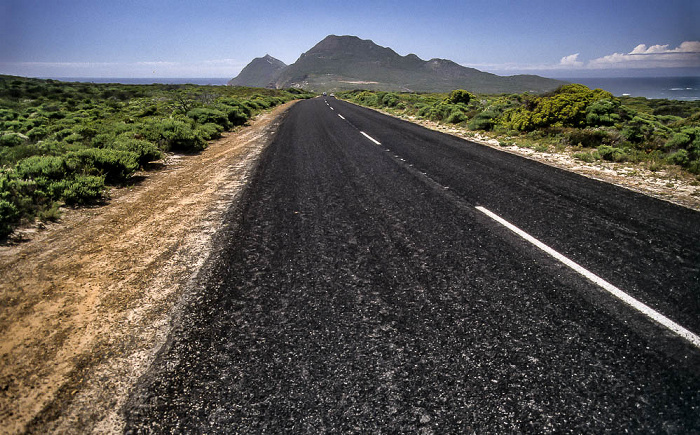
[124,97,700,433]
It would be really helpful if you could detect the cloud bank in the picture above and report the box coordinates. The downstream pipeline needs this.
[588,41,700,69]
[464,41,700,76]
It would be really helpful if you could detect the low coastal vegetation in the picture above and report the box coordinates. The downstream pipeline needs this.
[0,75,313,238]
[339,85,700,176]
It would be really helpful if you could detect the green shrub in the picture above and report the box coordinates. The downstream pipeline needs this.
[381,93,400,108]
[67,148,139,183]
[55,175,105,205]
[111,138,163,166]
[468,111,498,131]
[566,129,611,148]
[214,104,248,126]
[91,133,115,148]
[0,109,19,121]
[197,123,224,140]
[446,89,474,105]
[597,145,628,162]
[186,107,231,129]
[665,132,692,150]
[0,199,18,238]
[504,84,615,131]
[140,119,207,152]
[668,149,690,166]
[63,132,83,143]
[573,151,598,163]
[15,155,68,180]
[688,160,700,174]
[27,126,49,141]
[37,202,62,222]
[446,109,467,124]
[585,99,621,126]
[1,133,27,147]
[217,98,252,118]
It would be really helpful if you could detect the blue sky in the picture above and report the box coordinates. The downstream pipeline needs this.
[1,0,698,79]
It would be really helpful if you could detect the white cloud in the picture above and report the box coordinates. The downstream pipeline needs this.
[589,41,700,69]
[559,53,583,67]
[462,41,700,76]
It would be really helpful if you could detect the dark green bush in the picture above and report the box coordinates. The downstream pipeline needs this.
[67,148,139,183]
[585,99,621,126]
[446,109,467,124]
[214,103,248,126]
[15,155,68,180]
[0,109,18,121]
[504,84,615,131]
[27,126,49,141]
[91,133,115,148]
[111,138,163,166]
[597,145,628,162]
[468,110,498,131]
[0,198,18,238]
[53,175,105,205]
[140,119,207,152]
[186,107,231,129]
[197,123,224,140]
[688,160,700,174]
[446,89,474,105]
[573,151,599,163]
[381,93,400,107]
[668,149,689,166]
[566,129,611,148]
[1,133,27,147]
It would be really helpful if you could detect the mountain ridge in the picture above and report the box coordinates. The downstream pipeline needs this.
[230,35,565,93]
[227,54,287,88]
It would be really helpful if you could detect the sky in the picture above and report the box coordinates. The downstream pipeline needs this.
[1,0,698,79]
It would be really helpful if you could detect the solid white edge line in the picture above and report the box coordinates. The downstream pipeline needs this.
[360,131,381,145]
[475,205,700,349]
[338,114,345,120]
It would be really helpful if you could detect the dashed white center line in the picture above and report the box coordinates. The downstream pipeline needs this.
[475,206,700,349]
[338,114,345,120]
[330,107,335,111]
[360,131,381,145]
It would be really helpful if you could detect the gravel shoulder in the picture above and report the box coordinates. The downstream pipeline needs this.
[0,101,295,434]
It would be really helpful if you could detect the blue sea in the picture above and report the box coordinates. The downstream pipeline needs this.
[561,77,699,101]
[51,76,699,101]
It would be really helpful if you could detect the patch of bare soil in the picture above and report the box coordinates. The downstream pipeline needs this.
[379,109,700,212]
[0,101,295,434]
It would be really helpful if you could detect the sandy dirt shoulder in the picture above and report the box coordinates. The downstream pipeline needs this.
[0,101,295,434]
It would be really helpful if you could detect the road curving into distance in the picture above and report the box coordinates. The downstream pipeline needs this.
[124,97,700,433]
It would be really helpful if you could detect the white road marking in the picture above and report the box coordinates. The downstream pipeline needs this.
[360,131,381,145]
[475,206,700,349]
[338,114,345,120]
[330,107,335,111]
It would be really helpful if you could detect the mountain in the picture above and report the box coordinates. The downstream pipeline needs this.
[231,35,565,94]
[228,54,287,88]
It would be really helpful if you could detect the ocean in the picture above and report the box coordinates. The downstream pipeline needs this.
[560,76,699,101]
[51,76,699,101]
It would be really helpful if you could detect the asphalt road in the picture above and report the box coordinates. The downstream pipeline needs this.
[124,97,700,433]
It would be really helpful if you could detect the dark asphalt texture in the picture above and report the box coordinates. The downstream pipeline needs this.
[124,98,700,434]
